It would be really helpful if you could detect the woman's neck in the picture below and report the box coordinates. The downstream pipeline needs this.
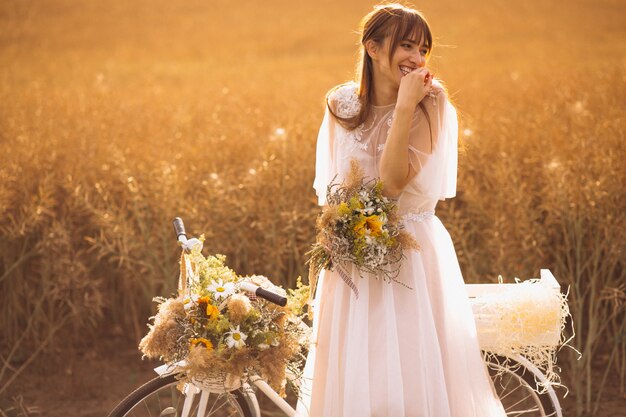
[370,76,398,107]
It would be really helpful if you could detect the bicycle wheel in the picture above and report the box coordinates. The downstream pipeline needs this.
[486,355,560,417]
[107,374,255,417]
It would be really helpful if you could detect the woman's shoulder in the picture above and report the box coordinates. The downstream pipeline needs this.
[422,78,450,110]
[326,81,360,117]
[327,81,358,101]
[429,79,447,99]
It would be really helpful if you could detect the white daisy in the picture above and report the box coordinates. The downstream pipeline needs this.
[183,294,199,311]
[207,279,235,300]
[226,326,248,349]
[258,333,280,350]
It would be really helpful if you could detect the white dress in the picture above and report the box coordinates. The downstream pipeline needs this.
[296,82,507,417]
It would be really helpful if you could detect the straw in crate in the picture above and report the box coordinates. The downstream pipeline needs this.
[467,270,572,385]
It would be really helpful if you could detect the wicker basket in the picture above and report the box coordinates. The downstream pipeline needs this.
[193,371,242,393]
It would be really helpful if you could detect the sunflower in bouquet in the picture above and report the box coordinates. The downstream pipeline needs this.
[139,243,310,395]
[307,160,420,300]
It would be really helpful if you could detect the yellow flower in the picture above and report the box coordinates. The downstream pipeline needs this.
[197,296,211,307]
[337,202,351,216]
[205,303,220,320]
[197,296,220,320]
[349,196,364,210]
[353,215,384,237]
[191,337,214,350]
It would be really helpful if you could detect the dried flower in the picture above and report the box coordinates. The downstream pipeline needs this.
[139,297,186,361]
[227,294,252,324]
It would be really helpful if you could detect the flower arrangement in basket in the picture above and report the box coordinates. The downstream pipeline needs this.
[139,239,310,395]
[307,160,420,299]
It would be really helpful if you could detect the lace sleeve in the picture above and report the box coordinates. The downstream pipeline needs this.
[407,85,458,200]
[312,83,360,206]
[313,106,335,206]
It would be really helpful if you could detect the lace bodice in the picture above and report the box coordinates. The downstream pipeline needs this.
[314,81,458,214]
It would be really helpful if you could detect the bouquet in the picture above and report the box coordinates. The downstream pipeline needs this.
[139,240,310,395]
[307,160,420,300]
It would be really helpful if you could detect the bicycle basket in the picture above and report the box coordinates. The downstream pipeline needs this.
[139,244,310,394]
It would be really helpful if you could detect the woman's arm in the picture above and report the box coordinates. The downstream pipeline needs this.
[379,68,432,197]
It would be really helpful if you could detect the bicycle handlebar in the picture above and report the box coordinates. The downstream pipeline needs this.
[172,217,187,241]
[173,217,288,307]
[240,282,288,307]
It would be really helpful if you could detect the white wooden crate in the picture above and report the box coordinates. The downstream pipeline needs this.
[466,269,563,350]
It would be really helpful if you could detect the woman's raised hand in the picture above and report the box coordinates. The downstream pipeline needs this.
[397,67,432,110]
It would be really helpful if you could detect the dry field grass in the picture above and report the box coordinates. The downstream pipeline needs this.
[0,0,625,415]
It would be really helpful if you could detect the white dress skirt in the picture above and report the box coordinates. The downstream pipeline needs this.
[296,81,506,417]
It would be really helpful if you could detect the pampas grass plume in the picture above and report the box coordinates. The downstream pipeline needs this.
[139,297,185,361]
[227,294,252,324]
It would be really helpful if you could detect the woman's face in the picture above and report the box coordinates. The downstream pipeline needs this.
[372,34,429,88]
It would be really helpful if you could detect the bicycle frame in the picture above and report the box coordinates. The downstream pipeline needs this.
[154,362,296,417]
[507,354,563,417]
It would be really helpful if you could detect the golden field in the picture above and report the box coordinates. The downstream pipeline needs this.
[0,0,624,415]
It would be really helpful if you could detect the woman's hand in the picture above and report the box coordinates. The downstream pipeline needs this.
[396,67,432,110]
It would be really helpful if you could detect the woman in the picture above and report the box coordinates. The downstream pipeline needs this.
[297,4,506,417]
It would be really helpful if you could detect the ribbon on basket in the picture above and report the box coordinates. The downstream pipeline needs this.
[178,252,199,296]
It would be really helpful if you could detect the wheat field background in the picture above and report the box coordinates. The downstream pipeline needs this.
[0,0,625,416]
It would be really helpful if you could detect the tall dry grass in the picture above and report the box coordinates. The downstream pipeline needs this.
[0,0,624,415]
[448,71,626,415]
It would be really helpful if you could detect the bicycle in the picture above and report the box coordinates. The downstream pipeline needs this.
[107,219,565,417]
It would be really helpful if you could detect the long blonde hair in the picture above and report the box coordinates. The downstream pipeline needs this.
[328,4,433,133]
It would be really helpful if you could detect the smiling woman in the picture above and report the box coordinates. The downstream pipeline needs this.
[327,3,432,131]
[299,4,507,416]
[1,0,623,414]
